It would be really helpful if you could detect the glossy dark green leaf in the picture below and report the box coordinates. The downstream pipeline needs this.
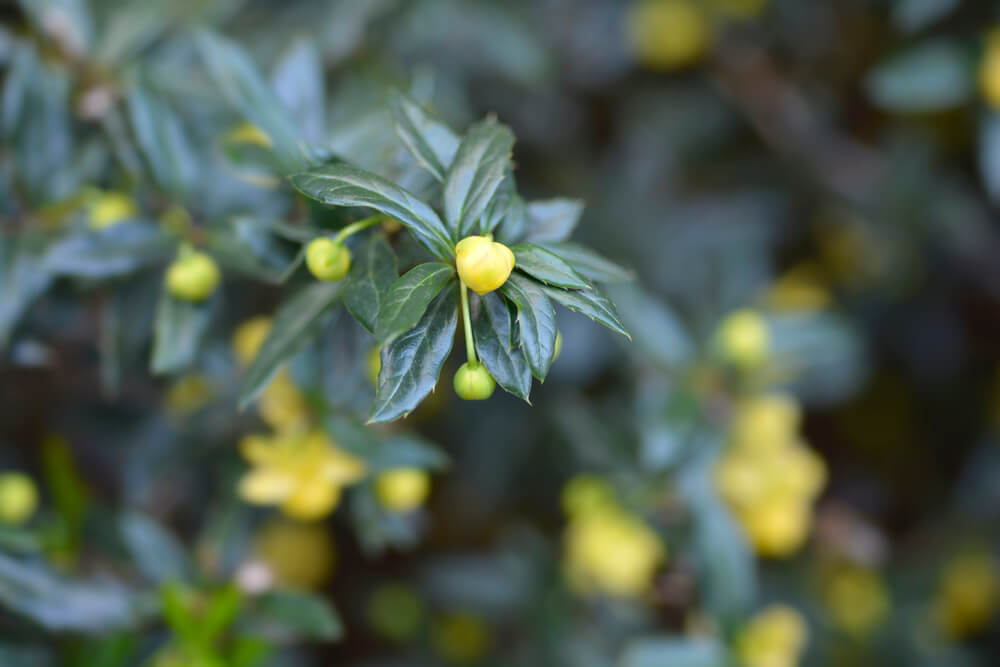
[535,241,633,283]
[271,37,324,145]
[195,29,309,172]
[238,281,344,408]
[370,288,457,423]
[126,81,197,195]
[43,222,172,279]
[390,90,459,181]
[619,638,727,667]
[501,273,557,380]
[118,512,192,585]
[443,118,515,238]
[510,243,589,289]
[375,263,454,347]
[290,163,454,260]
[473,292,532,400]
[522,198,583,243]
[541,281,630,339]
[344,234,398,333]
[150,291,214,375]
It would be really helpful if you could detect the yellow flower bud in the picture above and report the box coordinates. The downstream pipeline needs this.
[454,361,496,400]
[88,191,136,230]
[455,236,515,295]
[165,250,220,302]
[0,472,38,525]
[626,0,710,71]
[375,468,431,513]
[715,308,770,368]
[306,238,351,282]
[736,605,808,667]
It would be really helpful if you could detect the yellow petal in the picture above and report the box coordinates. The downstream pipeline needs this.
[239,468,294,504]
[281,483,341,520]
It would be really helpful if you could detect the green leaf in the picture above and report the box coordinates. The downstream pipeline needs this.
[344,234,398,333]
[535,241,633,283]
[238,281,344,408]
[606,284,693,368]
[540,281,630,339]
[522,198,583,243]
[251,590,343,641]
[375,263,454,347]
[0,235,52,349]
[150,291,214,375]
[501,273,557,380]
[198,586,242,644]
[980,113,1000,204]
[370,288,457,423]
[43,222,172,279]
[206,217,300,284]
[511,243,590,289]
[865,39,972,113]
[119,512,192,585]
[443,118,515,238]
[390,90,459,181]
[619,638,727,667]
[195,29,309,172]
[271,38,324,144]
[290,163,454,260]
[473,292,532,400]
[160,583,198,644]
[125,80,197,195]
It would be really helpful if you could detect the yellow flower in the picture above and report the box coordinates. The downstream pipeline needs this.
[87,191,136,230]
[0,472,38,525]
[730,395,801,454]
[164,374,214,418]
[736,604,808,667]
[715,309,770,368]
[822,567,889,639]
[764,264,831,313]
[455,236,515,295]
[232,317,272,368]
[253,519,335,590]
[561,474,616,518]
[626,0,710,71]
[564,506,665,597]
[739,499,811,558]
[935,552,1000,638]
[257,369,310,432]
[981,31,1000,109]
[367,583,425,642]
[432,612,491,665]
[238,429,365,520]
[374,468,431,513]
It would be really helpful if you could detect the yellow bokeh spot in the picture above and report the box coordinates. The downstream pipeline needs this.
[982,32,1000,109]
[0,472,38,525]
[367,583,425,642]
[253,519,335,590]
[765,264,831,313]
[374,468,431,513]
[626,0,710,71]
[935,551,1000,638]
[432,612,491,665]
[561,474,615,518]
[257,369,310,432]
[736,604,809,667]
[715,309,770,369]
[164,374,214,418]
[730,394,801,454]
[225,122,273,149]
[88,191,136,230]
[822,566,889,638]
[232,316,272,368]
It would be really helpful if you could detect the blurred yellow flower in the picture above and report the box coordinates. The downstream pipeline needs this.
[739,499,811,558]
[253,519,335,590]
[764,264,831,313]
[87,191,136,230]
[374,468,431,513]
[981,31,1000,109]
[730,394,801,454]
[935,552,1000,638]
[257,369,310,432]
[736,604,809,667]
[0,472,38,525]
[822,566,889,638]
[232,316,272,368]
[561,474,616,518]
[432,612,491,665]
[238,429,365,520]
[367,583,425,642]
[715,309,770,369]
[164,374,214,418]
[626,0,710,71]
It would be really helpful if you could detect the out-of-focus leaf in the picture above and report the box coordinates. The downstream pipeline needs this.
[536,241,633,284]
[271,38,325,145]
[150,291,215,375]
[118,512,192,585]
[326,416,450,471]
[865,40,972,112]
[541,281,630,339]
[619,637,727,667]
[390,90,460,181]
[12,58,75,202]
[1,41,37,138]
[607,284,693,368]
[979,113,1000,204]
[195,29,309,173]
[769,312,867,406]
[125,81,197,196]
[511,243,590,289]
[0,236,54,350]
[522,199,583,243]
[43,222,172,279]
[238,281,344,407]
[18,0,92,56]
[349,483,422,556]
[291,163,454,260]
[249,590,343,641]
[344,234,398,333]
[206,218,300,284]
[0,554,143,632]
[443,118,514,238]
[473,291,532,400]
[375,263,454,347]
[501,273,557,380]
[892,0,959,33]
[490,188,527,241]
[198,586,242,644]
[371,288,457,423]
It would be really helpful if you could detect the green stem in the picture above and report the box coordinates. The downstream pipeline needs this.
[460,280,476,364]
[332,215,384,244]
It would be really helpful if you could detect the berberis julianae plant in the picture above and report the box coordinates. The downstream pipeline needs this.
[284,94,631,422]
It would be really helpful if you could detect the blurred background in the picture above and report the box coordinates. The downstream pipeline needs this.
[3,0,1000,665]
